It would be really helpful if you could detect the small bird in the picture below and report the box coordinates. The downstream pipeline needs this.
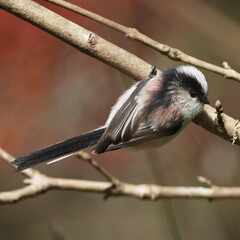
[12,65,209,171]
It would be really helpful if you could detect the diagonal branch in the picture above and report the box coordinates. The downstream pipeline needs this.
[0,0,239,147]
[77,151,120,184]
[0,0,152,81]
[45,0,240,82]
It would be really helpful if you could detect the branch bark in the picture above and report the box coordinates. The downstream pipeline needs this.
[194,104,239,145]
[0,0,152,80]
[45,0,240,82]
[0,0,239,146]
[2,148,240,204]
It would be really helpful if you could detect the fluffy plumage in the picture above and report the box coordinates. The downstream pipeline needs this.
[12,65,209,171]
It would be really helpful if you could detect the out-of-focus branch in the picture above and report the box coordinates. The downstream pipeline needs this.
[2,148,240,204]
[45,0,240,83]
[48,220,69,240]
[0,0,239,146]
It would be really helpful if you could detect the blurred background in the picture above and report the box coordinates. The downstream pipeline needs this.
[0,0,240,239]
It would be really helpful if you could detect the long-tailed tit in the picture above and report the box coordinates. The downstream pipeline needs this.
[12,65,209,171]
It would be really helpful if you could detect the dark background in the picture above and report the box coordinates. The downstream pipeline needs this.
[0,0,240,239]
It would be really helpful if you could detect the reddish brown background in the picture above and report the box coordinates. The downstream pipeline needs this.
[0,0,240,239]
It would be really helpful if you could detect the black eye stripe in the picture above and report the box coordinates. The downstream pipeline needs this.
[162,68,205,96]
[180,76,204,96]
[152,67,207,109]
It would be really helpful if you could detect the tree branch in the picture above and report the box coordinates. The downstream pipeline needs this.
[77,152,120,184]
[2,148,240,204]
[0,0,152,81]
[193,104,240,145]
[0,0,239,146]
[45,0,240,82]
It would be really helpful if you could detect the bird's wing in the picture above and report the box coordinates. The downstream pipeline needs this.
[94,75,165,153]
[104,118,184,152]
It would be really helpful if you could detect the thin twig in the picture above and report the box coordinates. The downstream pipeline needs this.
[232,120,240,145]
[76,151,121,199]
[214,100,225,134]
[197,176,213,188]
[3,170,240,203]
[193,104,240,146]
[1,149,240,203]
[45,0,240,82]
[76,151,120,184]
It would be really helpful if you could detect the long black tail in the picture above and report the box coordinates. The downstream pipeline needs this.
[12,127,106,172]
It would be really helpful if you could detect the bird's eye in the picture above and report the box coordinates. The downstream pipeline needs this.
[190,92,197,98]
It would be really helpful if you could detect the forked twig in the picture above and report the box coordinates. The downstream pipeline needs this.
[76,151,120,185]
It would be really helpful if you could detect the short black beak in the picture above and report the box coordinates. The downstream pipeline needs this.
[201,96,210,105]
